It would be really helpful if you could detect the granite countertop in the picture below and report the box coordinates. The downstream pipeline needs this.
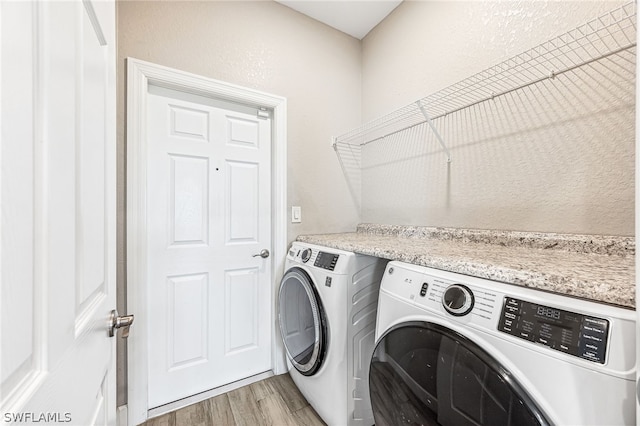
[296,224,636,309]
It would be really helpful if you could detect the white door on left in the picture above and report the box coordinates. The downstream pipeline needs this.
[0,1,117,424]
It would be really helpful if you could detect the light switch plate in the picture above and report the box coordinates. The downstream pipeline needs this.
[291,206,302,223]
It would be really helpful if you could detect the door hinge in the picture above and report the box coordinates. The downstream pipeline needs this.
[257,107,270,120]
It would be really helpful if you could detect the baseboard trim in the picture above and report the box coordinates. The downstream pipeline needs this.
[147,370,275,420]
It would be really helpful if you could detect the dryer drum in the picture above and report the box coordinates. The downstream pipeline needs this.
[369,321,551,426]
[278,267,327,376]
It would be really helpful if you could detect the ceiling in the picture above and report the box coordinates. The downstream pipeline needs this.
[275,1,403,40]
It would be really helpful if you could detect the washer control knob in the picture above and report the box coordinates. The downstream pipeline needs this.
[300,248,312,263]
[442,284,474,316]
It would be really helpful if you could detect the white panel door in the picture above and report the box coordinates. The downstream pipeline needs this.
[0,0,116,425]
[146,86,272,408]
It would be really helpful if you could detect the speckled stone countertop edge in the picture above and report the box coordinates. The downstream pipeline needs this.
[295,226,636,309]
[356,223,635,257]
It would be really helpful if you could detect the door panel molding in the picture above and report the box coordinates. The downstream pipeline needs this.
[0,1,47,412]
[166,273,209,370]
[224,267,260,355]
[126,58,287,426]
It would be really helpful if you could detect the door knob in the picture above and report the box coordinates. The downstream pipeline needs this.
[109,309,134,338]
[252,249,270,258]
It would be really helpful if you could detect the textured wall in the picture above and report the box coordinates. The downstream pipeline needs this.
[116,0,362,405]
[359,0,634,235]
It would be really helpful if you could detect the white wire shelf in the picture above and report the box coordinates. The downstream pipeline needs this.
[332,1,637,162]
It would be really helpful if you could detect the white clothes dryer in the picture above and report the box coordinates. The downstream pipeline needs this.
[370,261,636,426]
[278,242,388,426]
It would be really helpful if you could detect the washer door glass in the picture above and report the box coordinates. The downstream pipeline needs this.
[369,322,550,426]
[278,267,326,376]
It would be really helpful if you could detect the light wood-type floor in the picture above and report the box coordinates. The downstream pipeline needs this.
[143,374,326,426]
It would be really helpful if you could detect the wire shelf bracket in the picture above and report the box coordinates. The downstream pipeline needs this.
[416,100,451,163]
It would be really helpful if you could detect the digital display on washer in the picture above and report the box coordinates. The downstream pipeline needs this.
[314,251,339,271]
[498,297,609,364]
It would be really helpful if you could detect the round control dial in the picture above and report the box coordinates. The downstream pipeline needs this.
[442,284,474,316]
[300,248,312,263]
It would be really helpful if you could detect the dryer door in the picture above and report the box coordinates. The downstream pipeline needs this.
[369,322,550,426]
[278,267,327,376]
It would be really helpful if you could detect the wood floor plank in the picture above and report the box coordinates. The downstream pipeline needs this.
[227,384,266,426]
[203,393,236,426]
[269,373,309,412]
[143,411,176,426]
[142,373,326,426]
[292,405,327,426]
[174,403,199,426]
[249,376,274,402]
[174,398,213,426]
[257,393,299,426]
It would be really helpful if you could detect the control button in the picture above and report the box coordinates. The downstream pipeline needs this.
[582,334,603,343]
[300,249,312,263]
[535,336,554,346]
[442,284,474,316]
[557,343,571,353]
[580,349,604,363]
[420,283,428,297]
[538,330,552,339]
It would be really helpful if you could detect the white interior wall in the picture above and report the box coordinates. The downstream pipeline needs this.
[360,0,634,235]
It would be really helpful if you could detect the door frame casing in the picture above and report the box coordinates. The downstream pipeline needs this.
[126,58,287,425]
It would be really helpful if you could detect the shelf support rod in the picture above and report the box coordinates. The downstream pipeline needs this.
[417,101,451,163]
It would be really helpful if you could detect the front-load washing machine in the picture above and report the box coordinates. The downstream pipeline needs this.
[278,242,388,426]
[370,261,636,426]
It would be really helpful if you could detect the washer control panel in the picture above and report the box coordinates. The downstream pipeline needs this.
[289,244,341,272]
[498,297,609,364]
[408,269,500,329]
[314,251,339,271]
